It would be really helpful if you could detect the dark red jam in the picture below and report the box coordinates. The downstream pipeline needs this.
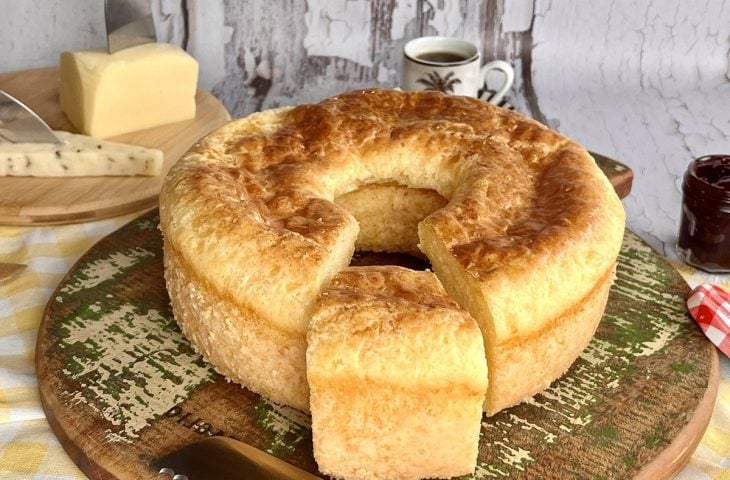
[676,155,730,272]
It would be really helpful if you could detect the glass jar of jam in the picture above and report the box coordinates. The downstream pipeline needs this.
[676,154,730,272]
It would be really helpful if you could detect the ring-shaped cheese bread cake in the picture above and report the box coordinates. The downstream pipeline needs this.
[159,89,625,414]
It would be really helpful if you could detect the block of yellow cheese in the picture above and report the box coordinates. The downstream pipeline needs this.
[60,43,199,138]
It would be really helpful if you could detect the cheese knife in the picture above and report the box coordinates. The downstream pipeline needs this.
[152,436,322,480]
[105,0,157,53]
[0,90,61,144]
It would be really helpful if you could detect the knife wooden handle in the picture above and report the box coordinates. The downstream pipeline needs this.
[0,262,26,283]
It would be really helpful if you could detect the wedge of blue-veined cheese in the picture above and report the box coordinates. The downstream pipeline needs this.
[0,130,163,177]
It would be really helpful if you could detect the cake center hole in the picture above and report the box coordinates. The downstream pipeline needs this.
[349,251,431,270]
[334,182,446,270]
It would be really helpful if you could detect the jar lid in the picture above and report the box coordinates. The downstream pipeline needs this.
[683,154,730,204]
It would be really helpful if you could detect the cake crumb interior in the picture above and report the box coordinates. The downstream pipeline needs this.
[334,181,447,263]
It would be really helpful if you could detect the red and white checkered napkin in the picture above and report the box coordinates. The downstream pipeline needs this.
[687,284,730,357]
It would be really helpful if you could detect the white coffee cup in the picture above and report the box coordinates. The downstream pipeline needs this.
[402,36,515,105]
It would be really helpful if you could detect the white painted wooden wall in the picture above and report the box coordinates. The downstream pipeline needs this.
[2,0,730,271]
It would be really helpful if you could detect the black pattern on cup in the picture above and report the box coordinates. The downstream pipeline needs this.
[416,71,462,94]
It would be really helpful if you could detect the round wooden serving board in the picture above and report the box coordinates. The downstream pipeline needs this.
[0,68,230,225]
[37,210,718,480]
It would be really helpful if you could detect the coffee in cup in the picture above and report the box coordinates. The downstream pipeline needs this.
[401,36,515,105]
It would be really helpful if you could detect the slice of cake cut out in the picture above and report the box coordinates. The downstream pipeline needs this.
[307,266,488,480]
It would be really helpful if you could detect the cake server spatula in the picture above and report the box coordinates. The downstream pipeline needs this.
[152,436,322,480]
[0,90,61,144]
[105,0,157,53]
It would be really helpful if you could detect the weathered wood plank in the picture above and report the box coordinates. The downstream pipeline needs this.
[197,0,491,117]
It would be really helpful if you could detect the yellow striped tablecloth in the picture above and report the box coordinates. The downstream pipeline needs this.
[0,214,729,479]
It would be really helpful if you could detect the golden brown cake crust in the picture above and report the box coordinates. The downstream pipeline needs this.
[163,240,310,411]
[308,266,488,392]
[159,88,625,415]
[485,263,616,413]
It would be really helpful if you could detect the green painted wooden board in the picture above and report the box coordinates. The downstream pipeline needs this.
[36,209,717,480]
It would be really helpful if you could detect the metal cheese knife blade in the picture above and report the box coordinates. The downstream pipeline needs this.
[151,437,322,480]
[105,0,157,53]
[0,90,61,144]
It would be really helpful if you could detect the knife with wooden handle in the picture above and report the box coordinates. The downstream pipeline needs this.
[0,263,26,283]
[152,437,322,480]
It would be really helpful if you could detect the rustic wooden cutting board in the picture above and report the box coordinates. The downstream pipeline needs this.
[0,67,230,225]
[37,209,717,480]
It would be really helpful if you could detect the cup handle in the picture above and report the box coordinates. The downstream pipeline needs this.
[479,60,515,105]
